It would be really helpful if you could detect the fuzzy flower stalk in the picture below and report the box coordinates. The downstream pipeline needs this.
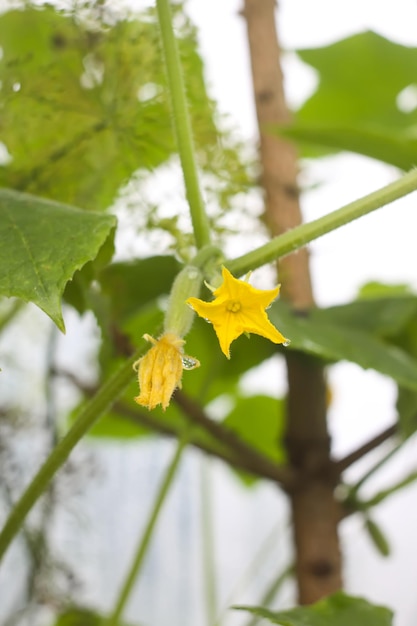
[134,265,201,411]
[187,266,289,358]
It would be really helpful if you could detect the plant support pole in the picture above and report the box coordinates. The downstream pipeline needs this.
[242,0,342,604]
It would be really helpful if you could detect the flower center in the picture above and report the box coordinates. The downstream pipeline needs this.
[226,299,242,313]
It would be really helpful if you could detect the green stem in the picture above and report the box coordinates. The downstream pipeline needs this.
[227,169,417,276]
[106,435,187,626]
[156,0,211,249]
[200,459,217,626]
[363,468,417,509]
[0,344,146,564]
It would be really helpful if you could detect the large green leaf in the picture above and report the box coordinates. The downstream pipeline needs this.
[297,32,417,127]
[223,394,286,486]
[223,395,285,463]
[0,4,234,210]
[278,32,417,167]
[235,592,393,626]
[0,188,115,331]
[315,297,417,339]
[270,301,417,391]
[99,256,181,323]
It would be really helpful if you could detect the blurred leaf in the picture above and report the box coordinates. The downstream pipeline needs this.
[364,518,391,557]
[392,309,417,438]
[357,281,414,300]
[278,32,417,166]
[397,387,417,437]
[99,256,181,323]
[316,297,417,339]
[235,591,393,626]
[54,608,100,626]
[96,257,179,371]
[280,123,417,170]
[223,394,286,486]
[0,188,115,331]
[0,4,247,211]
[297,31,417,127]
[270,302,417,392]
[223,395,285,462]
[53,607,134,626]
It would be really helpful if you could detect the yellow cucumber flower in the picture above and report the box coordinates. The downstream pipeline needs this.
[134,332,199,410]
[187,266,289,358]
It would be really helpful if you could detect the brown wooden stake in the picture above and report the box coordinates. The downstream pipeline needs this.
[241,0,343,603]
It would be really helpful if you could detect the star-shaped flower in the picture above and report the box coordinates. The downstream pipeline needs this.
[187,266,289,358]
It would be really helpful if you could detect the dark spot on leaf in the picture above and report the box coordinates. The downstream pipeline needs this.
[51,32,67,49]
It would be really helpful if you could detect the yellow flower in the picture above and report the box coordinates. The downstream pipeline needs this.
[187,266,289,358]
[134,332,199,410]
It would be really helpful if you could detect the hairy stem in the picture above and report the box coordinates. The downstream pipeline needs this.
[0,345,146,564]
[106,435,187,626]
[156,0,211,248]
[227,168,417,277]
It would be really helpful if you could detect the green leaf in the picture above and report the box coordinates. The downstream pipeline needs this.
[297,32,417,128]
[280,123,417,170]
[53,608,101,626]
[53,607,134,626]
[223,395,286,463]
[0,188,116,331]
[235,591,393,626]
[99,256,181,323]
[95,257,180,375]
[279,32,417,167]
[397,387,417,437]
[357,281,414,300]
[391,308,417,438]
[0,5,245,212]
[364,518,391,557]
[270,302,417,391]
[223,394,286,486]
[315,297,417,339]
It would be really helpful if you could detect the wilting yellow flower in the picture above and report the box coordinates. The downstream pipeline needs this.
[134,332,199,410]
[187,266,289,358]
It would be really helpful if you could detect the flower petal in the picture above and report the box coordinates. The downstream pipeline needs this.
[187,267,288,357]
